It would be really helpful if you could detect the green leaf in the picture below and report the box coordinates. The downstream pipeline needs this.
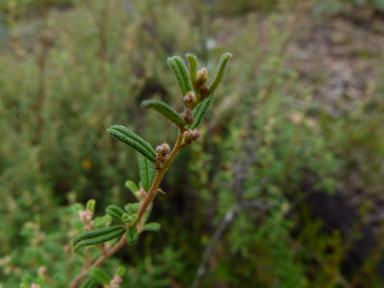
[93,215,112,228]
[88,267,111,285]
[122,213,133,226]
[71,203,85,214]
[86,199,95,213]
[126,226,139,245]
[137,153,156,191]
[115,266,126,277]
[141,100,186,128]
[187,95,213,130]
[206,52,232,98]
[167,56,193,97]
[107,125,156,163]
[125,180,139,194]
[142,222,161,232]
[106,205,125,224]
[73,226,126,252]
[79,278,95,288]
[186,53,197,91]
[124,203,140,215]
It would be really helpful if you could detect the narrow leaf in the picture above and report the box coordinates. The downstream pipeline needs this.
[115,267,126,277]
[168,57,193,97]
[141,100,186,128]
[79,278,95,288]
[126,227,139,245]
[124,203,140,215]
[107,125,156,163]
[186,53,197,90]
[137,153,156,191]
[86,199,95,213]
[93,215,112,228]
[71,203,85,214]
[106,205,125,224]
[88,267,111,285]
[206,52,232,98]
[142,222,161,232]
[125,180,139,194]
[173,56,193,94]
[187,95,213,130]
[73,226,126,252]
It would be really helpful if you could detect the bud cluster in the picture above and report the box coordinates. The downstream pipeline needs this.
[78,209,94,231]
[182,129,200,147]
[110,275,123,288]
[156,143,170,163]
[183,91,197,108]
[196,68,209,99]
[180,108,195,125]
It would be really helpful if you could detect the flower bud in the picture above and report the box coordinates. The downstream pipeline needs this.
[183,91,196,107]
[113,275,123,284]
[197,68,208,85]
[191,129,201,140]
[179,108,195,125]
[156,143,170,164]
[156,143,170,156]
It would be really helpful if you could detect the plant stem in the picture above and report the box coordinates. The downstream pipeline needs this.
[69,128,186,288]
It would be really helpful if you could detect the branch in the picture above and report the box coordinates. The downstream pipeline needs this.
[69,128,186,288]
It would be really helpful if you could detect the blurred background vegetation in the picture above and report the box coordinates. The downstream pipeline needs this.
[1,0,384,287]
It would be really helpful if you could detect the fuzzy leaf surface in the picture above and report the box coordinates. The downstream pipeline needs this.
[168,56,193,97]
[187,95,213,130]
[107,125,156,162]
[106,205,125,224]
[73,226,126,252]
[79,278,95,288]
[206,52,232,98]
[142,222,161,232]
[141,100,186,128]
[186,53,197,90]
[138,153,156,191]
[88,267,111,285]
[126,226,139,245]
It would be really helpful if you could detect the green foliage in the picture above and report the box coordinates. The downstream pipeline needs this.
[87,267,111,285]
[107,125,157,163]
[142,222,162,232]
[141,100,186,128]
[167,56,193,97]
[2,1,384,288]
[126,227,139,245]
[137,153,156,191]
[73,226,126,252]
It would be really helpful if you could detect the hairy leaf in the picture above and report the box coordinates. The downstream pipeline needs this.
[126,226,139,245]
[86,199,95,212]
[73,226,126,252]
[168,56,193,97]
[206,52,232,98]
[125,180,139,194]
[142,222,161,232]
[107,125,156,163]
[93,215,112,228]
[106,205,126,224]
[187,95,213,130]
[88,267,111,285]
[137,153,156,191]
[80,278,95,288]
[115,267,126,277]
[186,53,197,90]
[141,100,186,128]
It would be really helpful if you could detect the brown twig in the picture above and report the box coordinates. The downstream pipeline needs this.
[68,128,186,288]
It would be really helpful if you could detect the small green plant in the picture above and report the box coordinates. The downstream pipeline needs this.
[60,52,232,288]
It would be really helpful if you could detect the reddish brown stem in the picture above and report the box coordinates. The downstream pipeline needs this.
[69,128,186,288]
